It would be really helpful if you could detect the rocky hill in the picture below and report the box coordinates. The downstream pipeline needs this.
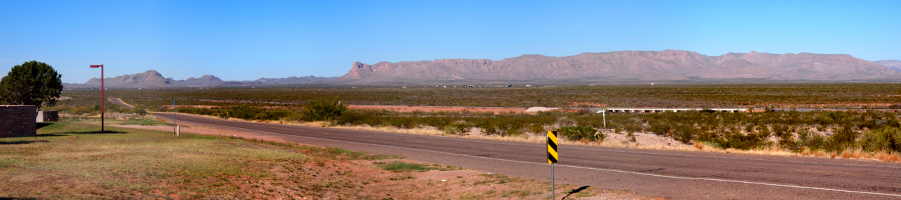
[247,76,336,85]
[66,70,334,88]
[171,75,225,86]
[334,50,901,84]
[81,70,178,88]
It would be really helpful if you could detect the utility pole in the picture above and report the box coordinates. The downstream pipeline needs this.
[89,65,104,132]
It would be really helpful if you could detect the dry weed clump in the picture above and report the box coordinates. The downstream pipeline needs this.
[839,150,852,159]
[814,151,826,157]
[851,149,864,159]
[693,142,704,150]
[875,152,901,162]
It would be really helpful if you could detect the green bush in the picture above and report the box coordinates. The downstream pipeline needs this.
[705,131,769,150]
[528,124,546,134]
[778,131,798,149]
[858,127,901,153]
[826,124,858,151]
[672,124,695,144]
[301,98,346,121]
[479,122,499,135]
[442,121,473,135]
[558,126,604,142]
[649,122,670,136]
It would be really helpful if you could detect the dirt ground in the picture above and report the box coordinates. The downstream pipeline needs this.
[112,121,660,199]
[112,124,290,143]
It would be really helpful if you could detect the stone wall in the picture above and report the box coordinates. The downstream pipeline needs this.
[1,105,37,138]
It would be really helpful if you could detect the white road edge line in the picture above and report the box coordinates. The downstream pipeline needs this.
[164,114,901,169]
[414,133,901,169]
[179,119,901,198]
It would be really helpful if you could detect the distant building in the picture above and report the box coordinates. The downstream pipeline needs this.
[36,111,59,122]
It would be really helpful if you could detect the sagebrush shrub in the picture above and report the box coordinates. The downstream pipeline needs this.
[558,126,604,142]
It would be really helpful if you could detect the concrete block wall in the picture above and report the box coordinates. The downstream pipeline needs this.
[1,105,37,138]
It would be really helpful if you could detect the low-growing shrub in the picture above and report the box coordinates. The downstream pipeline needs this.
[858,127,901,153]
[558,126,604,142]
[442,121,474,135]
[302,98,346,121]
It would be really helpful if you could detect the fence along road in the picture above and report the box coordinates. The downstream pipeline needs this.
[154,113,901,199]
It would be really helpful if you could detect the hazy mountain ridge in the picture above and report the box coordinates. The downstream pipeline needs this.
[335,50,900,84]
[61,51,901,88]
[876,60,901,72]
[65,70,335,88]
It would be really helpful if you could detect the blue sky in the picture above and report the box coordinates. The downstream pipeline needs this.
[1,0,899,83]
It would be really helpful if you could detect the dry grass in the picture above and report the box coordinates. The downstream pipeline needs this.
[840,150,852,159]
[1,119,651,199]
[874,152,901,162]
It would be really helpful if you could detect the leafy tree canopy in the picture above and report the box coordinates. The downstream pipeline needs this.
[0,61,63,110]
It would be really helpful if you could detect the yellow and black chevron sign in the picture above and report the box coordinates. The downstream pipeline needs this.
[548,130,558,164]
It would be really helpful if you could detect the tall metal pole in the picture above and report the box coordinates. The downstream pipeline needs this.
[552,164,555,200]
[90,65,104,133]
[101,65,104,133]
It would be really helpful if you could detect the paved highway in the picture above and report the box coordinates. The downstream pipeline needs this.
[155,113,901,199]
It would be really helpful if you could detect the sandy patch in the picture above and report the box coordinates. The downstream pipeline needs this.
[416,169,481,181]
[525,107,559,113]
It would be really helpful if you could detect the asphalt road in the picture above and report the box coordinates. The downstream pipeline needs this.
[155,113,901,199]
[108,97,134,109]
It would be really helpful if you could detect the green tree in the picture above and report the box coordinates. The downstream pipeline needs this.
[0,61,63,110]
[301,98,347,121]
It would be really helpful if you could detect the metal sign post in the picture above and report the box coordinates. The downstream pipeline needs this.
[548,130,559,199]
[174,99,177,135]
[596,109,607,129]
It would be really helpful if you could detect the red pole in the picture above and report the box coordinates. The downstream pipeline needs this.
[90,64,104,132]
[100,65,104,133]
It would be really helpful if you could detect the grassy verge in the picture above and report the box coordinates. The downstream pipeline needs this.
[0,120,621,199]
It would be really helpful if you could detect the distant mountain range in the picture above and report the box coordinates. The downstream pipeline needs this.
[334,50,901,84]
[63,50,901,88]
[64,70,335,88]
[876,60,901,72]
